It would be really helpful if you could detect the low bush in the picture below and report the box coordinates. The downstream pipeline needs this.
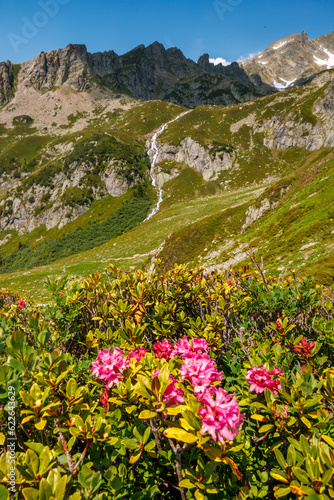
[0,263,333,499]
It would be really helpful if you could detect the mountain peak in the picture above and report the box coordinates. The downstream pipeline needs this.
[240,30,334,89]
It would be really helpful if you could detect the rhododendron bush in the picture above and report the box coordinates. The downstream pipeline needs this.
[0,262,334,499]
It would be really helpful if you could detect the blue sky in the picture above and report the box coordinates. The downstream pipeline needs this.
[1,0,333,64]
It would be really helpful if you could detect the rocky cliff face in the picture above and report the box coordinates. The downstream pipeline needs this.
[240,30,334,90]
[156,137,236,183]
[19,44,121,93]
[1,42,273,109]
[0,135,146,235]
[258,73,334,150]
[0,62,15,106]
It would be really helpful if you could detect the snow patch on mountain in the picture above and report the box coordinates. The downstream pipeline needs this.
[314,48,334,69]
[273,40,289,50]
[273,78,296,90]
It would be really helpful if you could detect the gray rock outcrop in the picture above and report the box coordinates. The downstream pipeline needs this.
[156,137,236,182]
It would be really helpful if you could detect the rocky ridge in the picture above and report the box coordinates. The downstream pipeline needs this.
[0,42,273,110]
[240,30,334,90]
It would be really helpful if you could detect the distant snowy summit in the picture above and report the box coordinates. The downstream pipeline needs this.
[239,30,334,90]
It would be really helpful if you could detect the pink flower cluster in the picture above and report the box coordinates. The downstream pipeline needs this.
[127,347,147,362]
[90,337,244,446]
[180,354,222,394]
[173,338,243,444]
[173,336,209,359]
[18,300,25,309]
[246,365,283,395]
[198,388,244,445]
[152,336,209,361]
[153,340,175,360]
[162,375,185,408]
[91,347,128,388]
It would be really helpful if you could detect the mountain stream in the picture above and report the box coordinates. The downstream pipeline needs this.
[144,110,191,221]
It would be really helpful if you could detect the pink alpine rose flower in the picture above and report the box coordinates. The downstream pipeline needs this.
[180,354,222,393]
[246,365,283,395]
[173,336,209,359]
[197,387,244,445]
[91,347,128,388]
[127,347,147,362]
[162,375,184,407]
[153,340,175,360]
[18,299,25,309]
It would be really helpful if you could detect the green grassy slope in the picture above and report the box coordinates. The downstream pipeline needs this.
[157,154,334,284]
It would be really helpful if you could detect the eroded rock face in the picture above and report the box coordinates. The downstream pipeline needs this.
[241,198,278,233]
[156,137,236,182]
[154,167,180,187]
[103,160,139,197]
[0,62,15,106]
[241,186,291,233]
[0,158,140,235]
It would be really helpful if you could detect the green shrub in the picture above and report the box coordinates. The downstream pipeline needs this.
[0,264,333,498]
[61,187,94,207]
[12,115,34,126]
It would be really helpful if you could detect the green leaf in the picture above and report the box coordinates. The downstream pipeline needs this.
[35,418,47,430]
[26,449,39,477]
[0,485,9,500]
[122,438,139,450]
[274,448,286,469]
[66,379,77,399]
[11,330,26,351]
[129,448,143,464]
[38,447,52,476]
[287,444,296,466]
[287,437,302,452]
[179,479,196,489]
[148,485,160,498]
[292,467,310,484]
[322,468,334,485]
[25,442,45,454]
[138,410,157,419]
[270,472,289,483]
[305,494,320,500]
[181,410,201,431]
[301,416,312,428]
[300,435,310,456]
[195,490,205,500]
[164,428,198,443]
[143,426,151,445]
[144,440,156,452]
[274,487,291,498]
[305,457,315,481]
[322,435,334,448]
[22,488,39,500]
[39,478,53,500]
[259,424,274,433]
[10,358,24,371]
[125,405,137,414]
